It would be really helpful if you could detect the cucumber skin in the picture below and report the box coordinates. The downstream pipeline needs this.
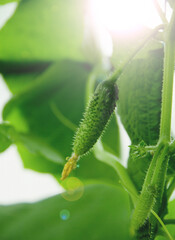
[73,80,118,156]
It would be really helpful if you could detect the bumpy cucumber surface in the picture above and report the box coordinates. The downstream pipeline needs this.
[73,80,118,156]
[61,80,118,180]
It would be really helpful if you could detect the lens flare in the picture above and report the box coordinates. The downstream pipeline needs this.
[61,177,84,202]
[60,209,70,221]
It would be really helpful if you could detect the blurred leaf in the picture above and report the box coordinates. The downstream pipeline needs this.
[2,60,88,167]
[0,184,132,240]
[3,60,89,133]
[82,19,103,64]
[0,61,51,94]
[17,143,63,174]
[2,61,118,184]
[0,123,14,152]
[118,47,163,145]
[0,0,86,61]
[0,123,63,173]
[0,0,19,4]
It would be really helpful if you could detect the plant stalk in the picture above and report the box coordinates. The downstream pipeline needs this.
[159,10,175,141]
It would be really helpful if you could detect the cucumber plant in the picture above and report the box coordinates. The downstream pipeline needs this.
[60,3,175,239]
[1,0,175,240]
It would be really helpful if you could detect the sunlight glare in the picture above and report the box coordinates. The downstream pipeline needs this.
[89,0,164,32]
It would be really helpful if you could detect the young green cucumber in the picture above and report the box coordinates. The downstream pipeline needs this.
[61,80,118,180]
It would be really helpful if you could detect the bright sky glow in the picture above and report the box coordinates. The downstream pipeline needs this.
[89,0,166,32]
[88,0,172,56]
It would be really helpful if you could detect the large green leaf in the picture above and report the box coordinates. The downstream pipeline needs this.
[2,60,119,184]
[0,184,132,240]
[118,47,163,145]
[0,0,86,61]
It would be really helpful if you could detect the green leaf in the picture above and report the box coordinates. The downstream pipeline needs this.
[2,60,88,167]
[0,0,86,61]
[17,143,63,174]
[2,61,118,184]
[0,184,132,240]
[118,47,163,145]
[0,123,64,173]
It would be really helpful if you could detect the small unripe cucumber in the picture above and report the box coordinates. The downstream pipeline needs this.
[61,80,118,180]
[73,80,118,156]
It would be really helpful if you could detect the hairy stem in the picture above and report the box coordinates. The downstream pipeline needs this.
[141,142,164,190]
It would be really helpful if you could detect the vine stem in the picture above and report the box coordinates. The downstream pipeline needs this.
[159,9,175,141]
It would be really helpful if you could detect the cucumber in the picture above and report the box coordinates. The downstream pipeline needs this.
[61,80,118,180]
